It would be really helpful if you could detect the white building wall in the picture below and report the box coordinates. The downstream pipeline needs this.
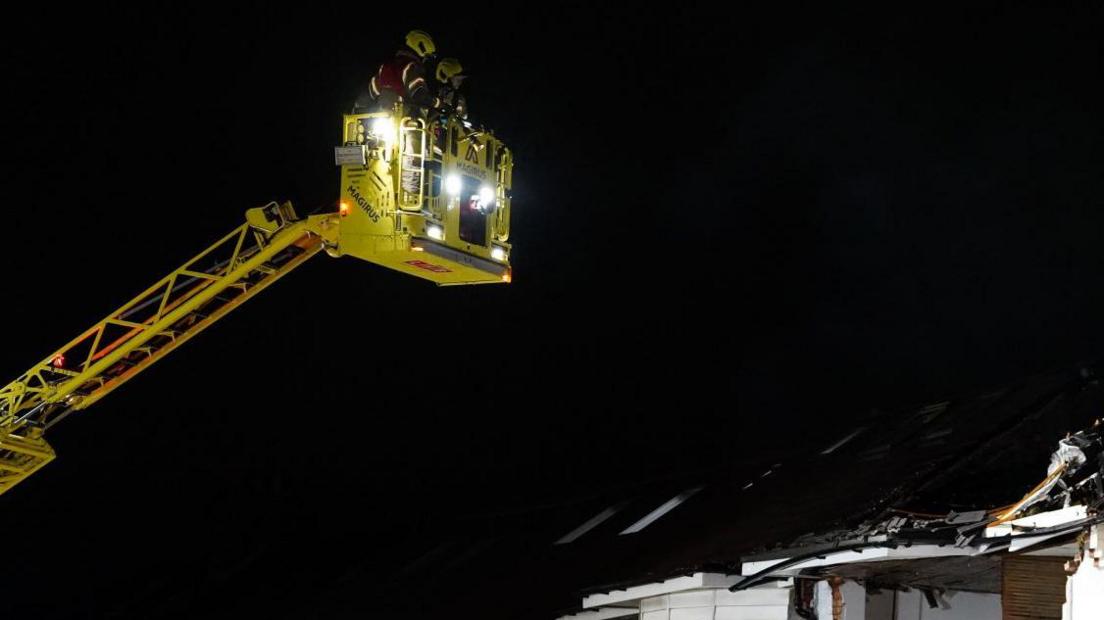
[891,590,1000,620]
[592,576,1006,620]
[1062,524,1104,620]
[864,589,895,619]
[639,585,791,620]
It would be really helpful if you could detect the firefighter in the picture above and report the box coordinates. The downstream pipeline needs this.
[359,30,445,113]
[427,58,468,184]
[434,57,468,120]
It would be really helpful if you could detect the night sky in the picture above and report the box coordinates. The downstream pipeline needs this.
[2,4,1102,618]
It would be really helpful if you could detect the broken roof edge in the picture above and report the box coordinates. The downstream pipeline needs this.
[765,417,1102,555]
[556,373,1102,619]
[728,418,1103,593]
[732,506,1103,590]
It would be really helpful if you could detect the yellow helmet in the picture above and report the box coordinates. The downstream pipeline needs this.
[435,58,464,83]
[405,30,436,58]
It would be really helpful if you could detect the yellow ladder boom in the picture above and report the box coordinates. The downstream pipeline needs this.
[0,105,516,497]
[0,202,338,496]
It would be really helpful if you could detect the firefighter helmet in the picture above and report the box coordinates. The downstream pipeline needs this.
[405,30,436,58]
[435,58,464,83]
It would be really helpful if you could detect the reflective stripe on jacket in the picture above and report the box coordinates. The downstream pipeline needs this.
[369,50,438,107]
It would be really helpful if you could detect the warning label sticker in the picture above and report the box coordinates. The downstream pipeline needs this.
[405,260,452,273]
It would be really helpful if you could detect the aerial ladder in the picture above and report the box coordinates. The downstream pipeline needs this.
[0,105,513,496]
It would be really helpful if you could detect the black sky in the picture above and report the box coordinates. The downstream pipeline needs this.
[1,3,1102,618]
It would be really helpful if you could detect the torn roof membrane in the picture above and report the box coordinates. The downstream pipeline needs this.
[731,420,1102,594]
[563,365,1104,604]
[295,364,1104,619]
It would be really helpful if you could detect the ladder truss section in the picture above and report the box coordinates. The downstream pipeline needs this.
[0,204,325,495]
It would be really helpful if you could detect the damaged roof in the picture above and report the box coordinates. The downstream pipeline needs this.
[279,363,1104,618]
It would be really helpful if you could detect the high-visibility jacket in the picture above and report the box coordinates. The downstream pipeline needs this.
[368,50,440,108]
